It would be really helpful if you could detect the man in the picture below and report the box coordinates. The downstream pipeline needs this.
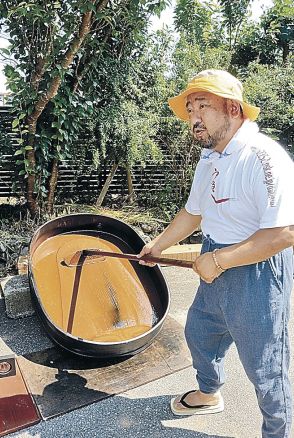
[138,69,294,438]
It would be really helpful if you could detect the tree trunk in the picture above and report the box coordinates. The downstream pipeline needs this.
[47,158,59,214]
[282,42,289,65]
[96,162,118,207]
[126,166,135,203]
[25,128,38,215]
[25,0,109,215]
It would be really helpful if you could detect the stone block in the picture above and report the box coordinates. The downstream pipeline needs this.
[17,255,28,275]
[1,275,34,319]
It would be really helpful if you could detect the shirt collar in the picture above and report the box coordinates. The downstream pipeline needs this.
[200,120,259,163]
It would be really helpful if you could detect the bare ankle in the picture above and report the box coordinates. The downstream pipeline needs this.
[198,390,221,402]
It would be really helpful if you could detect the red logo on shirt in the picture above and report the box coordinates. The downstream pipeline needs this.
[211,194,230,203]
[211,168,230,203]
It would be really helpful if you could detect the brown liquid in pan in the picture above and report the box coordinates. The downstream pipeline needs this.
[31,234,155,342]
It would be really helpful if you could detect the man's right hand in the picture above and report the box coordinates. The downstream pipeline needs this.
[136,209,201,268]
[137,240,163,267]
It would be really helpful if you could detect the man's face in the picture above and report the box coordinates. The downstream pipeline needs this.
[186,91,231,150]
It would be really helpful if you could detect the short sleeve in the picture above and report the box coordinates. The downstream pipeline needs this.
[252,148,294,228]
[185,167,201,215]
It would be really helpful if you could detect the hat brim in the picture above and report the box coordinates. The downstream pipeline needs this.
[168,87,260,122]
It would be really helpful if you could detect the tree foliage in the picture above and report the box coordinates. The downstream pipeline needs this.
[174,0,221,48]
[233,0,294,66]
[218,0,251,49]
[0,0,292,216]
[243,62,294,152]
[0,0,168,214]
[154,0,293,213]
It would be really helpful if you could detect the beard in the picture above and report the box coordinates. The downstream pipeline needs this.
[193,115,231,150]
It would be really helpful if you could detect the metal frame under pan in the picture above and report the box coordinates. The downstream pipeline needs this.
[28,213,170,358]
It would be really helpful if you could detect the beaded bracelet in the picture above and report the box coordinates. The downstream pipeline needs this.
[212,249,226,274]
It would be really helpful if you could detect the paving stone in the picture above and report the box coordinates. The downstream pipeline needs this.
[1,275,34,319]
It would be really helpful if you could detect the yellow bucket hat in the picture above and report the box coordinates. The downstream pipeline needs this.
[168,69,260,122]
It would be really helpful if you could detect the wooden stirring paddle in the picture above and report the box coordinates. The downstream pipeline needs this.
[62,249,195,269]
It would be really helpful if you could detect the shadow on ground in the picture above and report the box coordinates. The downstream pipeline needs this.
[0,300,53,355]
[9,393,235,438]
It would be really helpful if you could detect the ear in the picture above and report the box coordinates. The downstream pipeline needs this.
[229,100,242,118]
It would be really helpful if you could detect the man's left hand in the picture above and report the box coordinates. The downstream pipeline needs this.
[193,252,222,283]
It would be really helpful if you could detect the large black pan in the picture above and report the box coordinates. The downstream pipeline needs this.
[28,213,171,358]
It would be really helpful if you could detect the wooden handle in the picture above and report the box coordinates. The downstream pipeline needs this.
[88,250,194,269]
[65,249,195,269]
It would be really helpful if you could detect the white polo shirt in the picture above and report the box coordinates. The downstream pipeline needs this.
[185,120,294,244]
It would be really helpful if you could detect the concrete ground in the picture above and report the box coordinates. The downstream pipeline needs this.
[1,266,293,438]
